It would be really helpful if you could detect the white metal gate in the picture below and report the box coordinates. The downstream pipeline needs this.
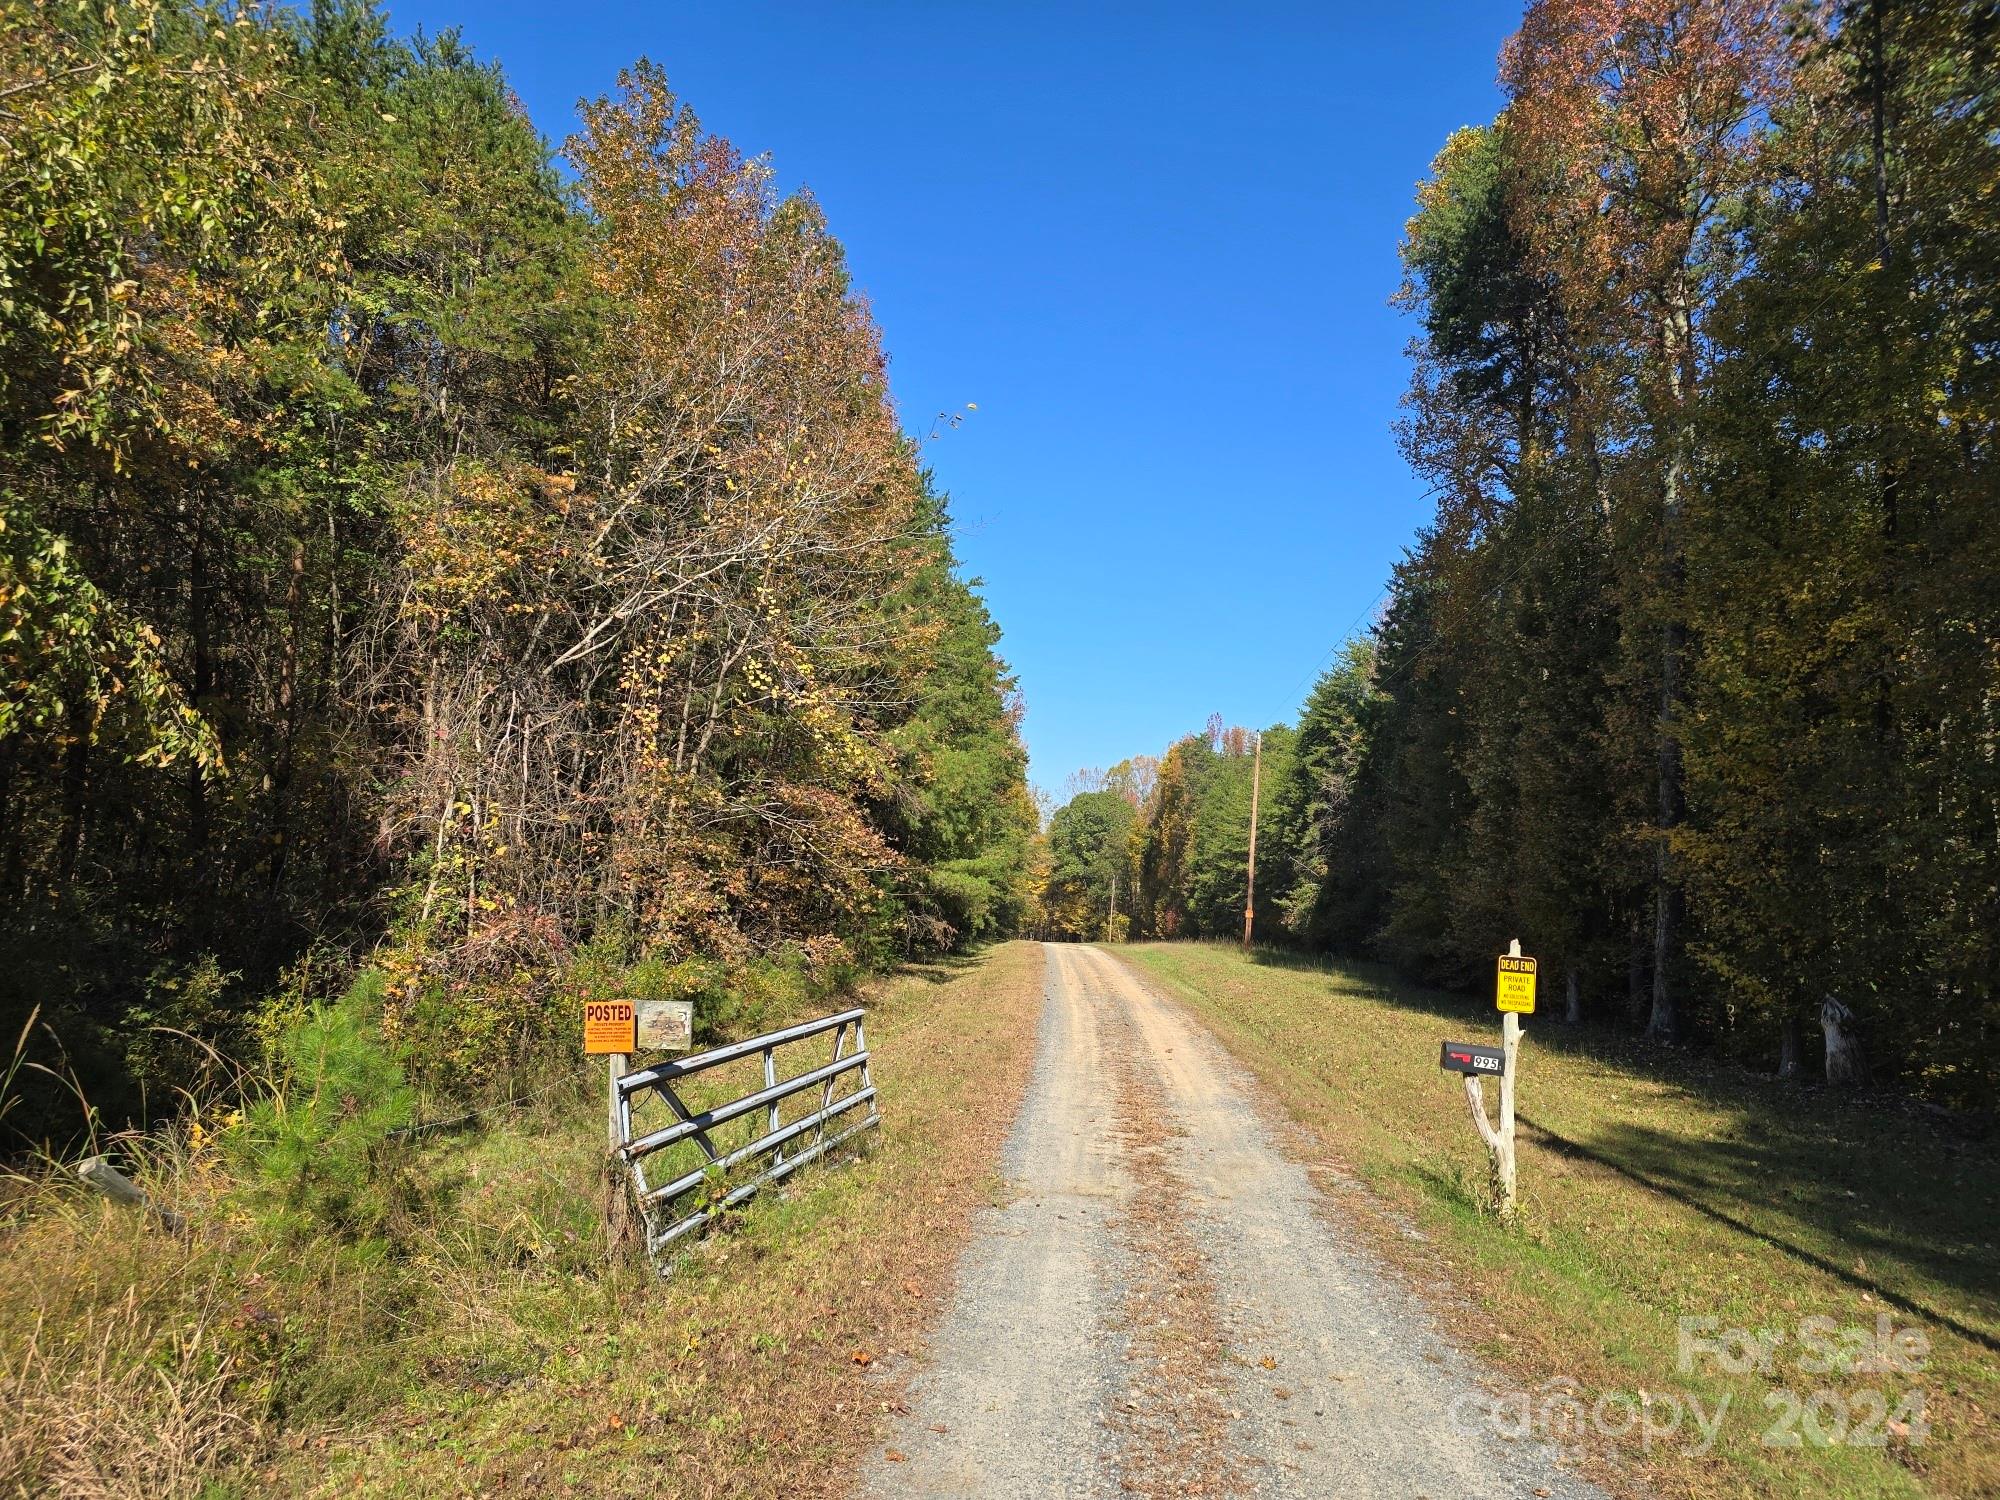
[613,1007,879,1268]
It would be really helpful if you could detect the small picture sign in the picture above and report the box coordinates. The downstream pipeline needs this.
[636,998,694,1052]
[1496,953,1538,1014]
[582,999,636,1054]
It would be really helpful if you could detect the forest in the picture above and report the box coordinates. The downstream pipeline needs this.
[1,2,1996,1495]
[1040,0,1998,1107]
[0,0,1038,1145]
[2,0,1994,1139]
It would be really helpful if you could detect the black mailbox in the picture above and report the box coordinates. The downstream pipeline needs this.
[1440,1040,1505,1077]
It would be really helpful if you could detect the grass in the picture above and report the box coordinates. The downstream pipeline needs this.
[1118,940,2000,1500]
[0,940,1048,1499]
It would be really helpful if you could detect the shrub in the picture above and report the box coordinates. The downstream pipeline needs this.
[231,971,416,1238]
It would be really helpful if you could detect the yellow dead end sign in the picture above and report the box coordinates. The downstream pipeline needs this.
[583,999,636,1054]
[1496,953,1537,1014]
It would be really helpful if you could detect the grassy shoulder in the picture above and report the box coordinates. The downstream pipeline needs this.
[1,940,1047,1500]
[1118,941,1999,1500]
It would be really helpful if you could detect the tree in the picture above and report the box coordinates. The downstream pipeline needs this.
[0,6,1038,1140]
[1133,735,1211,939]
[1679,0,1999,1091]
[1042,790,1136,941]
[878,484,1038,952]
[1185,726,1292,939]
[1503,0,1798,1039]
[1266,640,1379,949]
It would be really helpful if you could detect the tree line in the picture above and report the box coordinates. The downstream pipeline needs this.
[1041,0,1997,1105]
[0,0,1035,1140]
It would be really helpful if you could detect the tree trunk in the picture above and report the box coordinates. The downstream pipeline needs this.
[1649,853,1682,1041]
[56,708,91,892]
[1627,910,1649,1026]
[1565,966,1581,1025]
[185,523,212,863]
[1822,996,1867,1087]
[265,541,305,903]
[1648,297,1695,1044]
[1778,1014,1803,1079]
[0,736,19,901]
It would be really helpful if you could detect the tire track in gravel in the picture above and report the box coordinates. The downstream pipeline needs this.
[859,943,1609,1500]
[1087,945,1245,1499]
[854,945,1131,1497]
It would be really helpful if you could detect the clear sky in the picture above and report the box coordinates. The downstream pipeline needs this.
[379,0,1514,797]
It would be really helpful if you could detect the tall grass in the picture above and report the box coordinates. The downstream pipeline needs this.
[0,939,878,1498]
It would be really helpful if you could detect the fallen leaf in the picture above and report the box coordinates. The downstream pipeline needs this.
[851,1349,874,1367]
[1535,1489,1552,1497]
[930,1423,949,1434]
[1273,1387,1291,1400]
[1259,1356,1277,1370]
[885,1449,907,1463]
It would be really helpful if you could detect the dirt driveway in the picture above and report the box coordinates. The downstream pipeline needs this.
[859,943,1607,1499]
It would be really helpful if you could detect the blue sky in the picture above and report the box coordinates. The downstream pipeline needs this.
[381,1,1514,797]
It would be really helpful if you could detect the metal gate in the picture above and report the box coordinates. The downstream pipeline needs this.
[614,1007,879,1268]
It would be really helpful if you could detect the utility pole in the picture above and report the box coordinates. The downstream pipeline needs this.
[1242,730,1262,949]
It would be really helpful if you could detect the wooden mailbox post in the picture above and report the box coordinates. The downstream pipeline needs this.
[1442,938,1535,1220]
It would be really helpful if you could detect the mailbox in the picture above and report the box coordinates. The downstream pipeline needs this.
[1439,1040,1505,1077]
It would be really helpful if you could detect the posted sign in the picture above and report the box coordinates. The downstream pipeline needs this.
[1496,953,1537,1014]
[582,999,636,1054]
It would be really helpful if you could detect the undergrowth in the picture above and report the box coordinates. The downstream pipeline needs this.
[0,932,883,1499]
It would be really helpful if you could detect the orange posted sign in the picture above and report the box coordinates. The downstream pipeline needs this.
[1495,954,1537,1014]
[582,999,636,1054]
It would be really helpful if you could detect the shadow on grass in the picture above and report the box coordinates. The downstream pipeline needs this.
[895,948,990,987]
[1408,1156,1484,1220]
[1215,942,2000,1350]
[1520,1111,2000,1353]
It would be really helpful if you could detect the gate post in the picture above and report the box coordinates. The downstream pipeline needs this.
[764,1044,782,1166]
[608,1051,627,1153]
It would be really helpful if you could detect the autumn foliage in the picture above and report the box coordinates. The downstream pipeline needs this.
[1056,0,1998,1104]
[0,5,1034,1137]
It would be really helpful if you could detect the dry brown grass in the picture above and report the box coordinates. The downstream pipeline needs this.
[1097,987,1244,1499]
[0,941,1047,1499]
[2,1142,261,1499]
[2,1353,252,1500]
[279,939,1049,1499]
[0,1114,427,1500]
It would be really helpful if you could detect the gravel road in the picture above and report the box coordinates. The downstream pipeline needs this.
[858,943,1609,1499]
